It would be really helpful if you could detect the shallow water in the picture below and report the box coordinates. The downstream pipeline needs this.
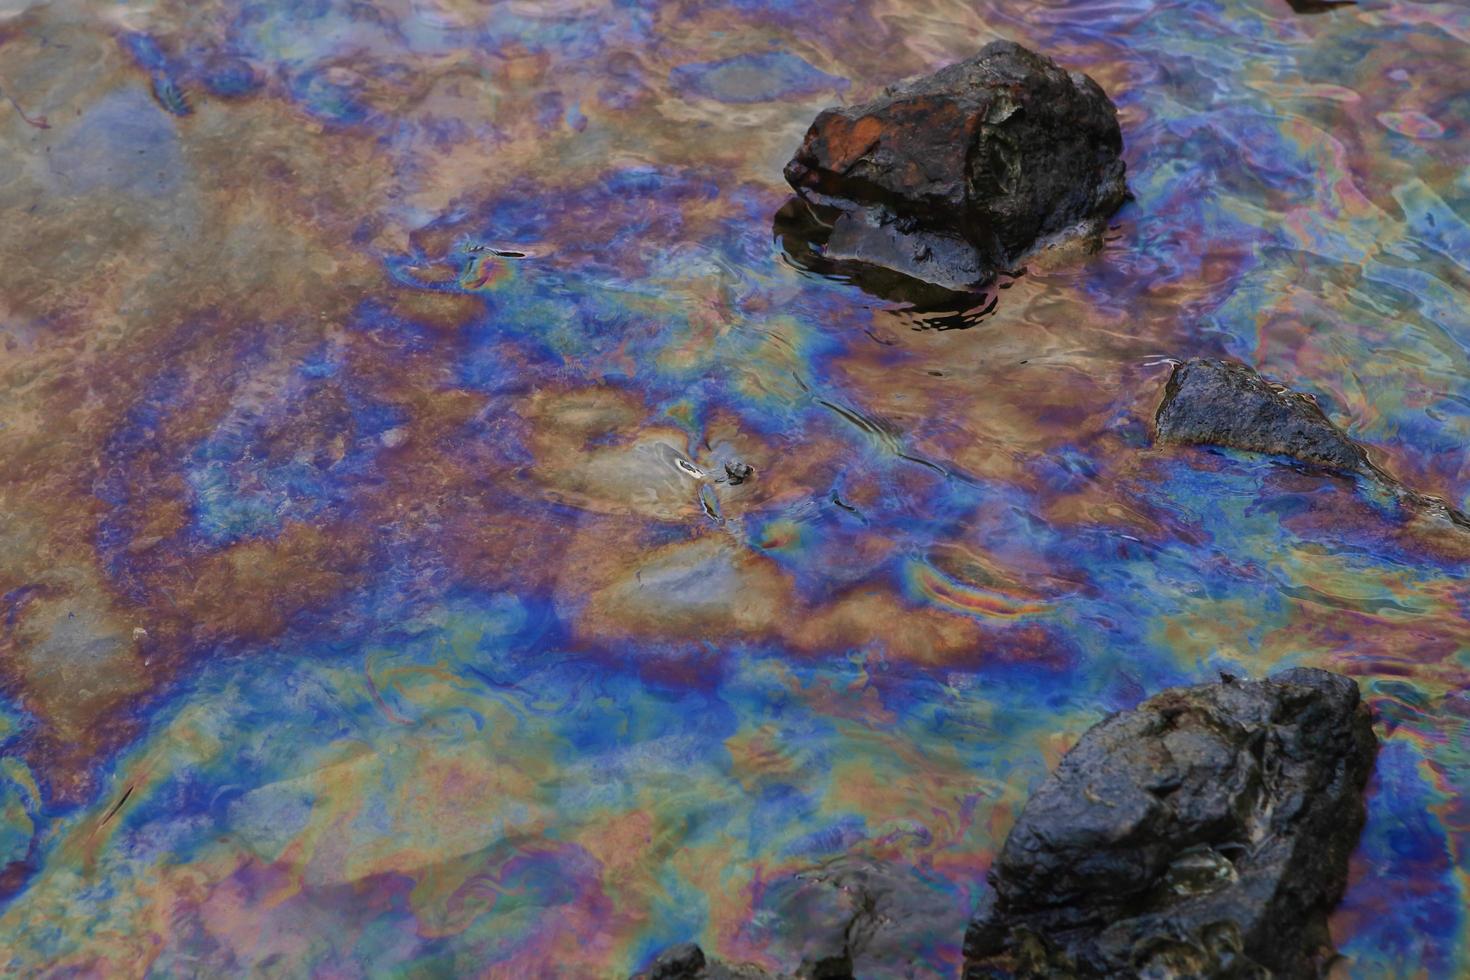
[1,0,1467,975]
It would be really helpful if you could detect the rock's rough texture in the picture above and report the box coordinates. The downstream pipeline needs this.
[632,942,778,980]
[1155,358,1370,473]
[781,40,1127,292]
[1155,357,1470,528]
[634,857,965,980]
[964,668,1378,979]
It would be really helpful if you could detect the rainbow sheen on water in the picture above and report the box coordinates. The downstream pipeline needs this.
[1,0,1467,975]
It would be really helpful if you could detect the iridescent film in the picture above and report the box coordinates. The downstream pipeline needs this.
[1,0,1467,975]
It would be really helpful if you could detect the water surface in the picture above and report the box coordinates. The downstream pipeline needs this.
[1,0,1468,975]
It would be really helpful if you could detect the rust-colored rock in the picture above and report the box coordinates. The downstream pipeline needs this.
[780,40,1127,293]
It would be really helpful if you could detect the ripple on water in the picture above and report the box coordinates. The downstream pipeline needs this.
[0,0,1467,977]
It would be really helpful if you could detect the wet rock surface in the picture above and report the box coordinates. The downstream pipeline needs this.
[635,856,966,980]
[964,668,1378,979]
[1156,357,1470,527]
[723,461,755,485]
[1155,358,1370,474]
[780,40,1127,293]
[633,942,778,980]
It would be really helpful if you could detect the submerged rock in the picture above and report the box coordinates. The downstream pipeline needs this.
[780,40,1127,293]
[632,943,777,980]
[964,668,1378,979]
[763,856,968,978]
[642,943,711,979]
[1155,357,1470,527]
[723,461,755,486]
[634,857,965,980]
[1155,358,1369,473]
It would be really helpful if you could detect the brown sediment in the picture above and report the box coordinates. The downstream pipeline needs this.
[0,20,401,797]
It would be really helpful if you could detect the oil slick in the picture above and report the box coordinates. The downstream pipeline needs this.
[0,0,1467,977]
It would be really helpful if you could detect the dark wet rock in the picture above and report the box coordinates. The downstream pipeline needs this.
[1155,357,1470,527]
[964,668,1378,979]
[631,943,778,980]
[780,40,1127,293]
[724,462,755,485]
[1155,358,1370,473]
[1286,0,1356,13]
[634,857,965,980]
[645,943,708,979]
